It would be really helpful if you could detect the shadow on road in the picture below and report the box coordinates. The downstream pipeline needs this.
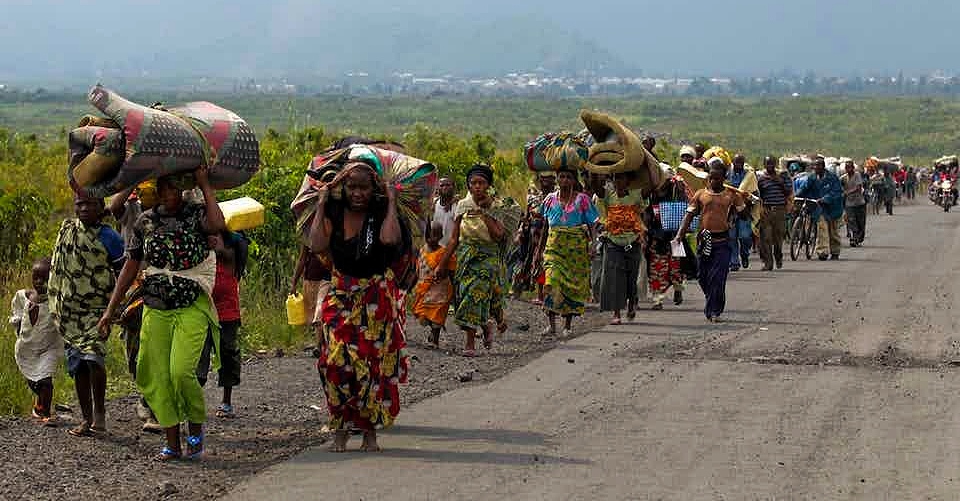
[299,447,593,465]
[386,425,553,446]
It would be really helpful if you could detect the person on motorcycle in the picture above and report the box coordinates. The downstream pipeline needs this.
[931,166,959,207]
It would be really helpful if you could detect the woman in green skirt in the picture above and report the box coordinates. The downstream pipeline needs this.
[99,168,225,461]
[537,169,598,337]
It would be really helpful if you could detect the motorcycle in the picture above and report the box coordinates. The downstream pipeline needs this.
[938,179,956,212]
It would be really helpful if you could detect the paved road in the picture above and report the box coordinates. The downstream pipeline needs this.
[229,203,960,500]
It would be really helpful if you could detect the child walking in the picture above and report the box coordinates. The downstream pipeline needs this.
[412,222,456,349]
[197,231,247,418]
[9,258,63,426]
[50,193,125,437]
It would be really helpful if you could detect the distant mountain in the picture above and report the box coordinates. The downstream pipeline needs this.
[1,0,957,84]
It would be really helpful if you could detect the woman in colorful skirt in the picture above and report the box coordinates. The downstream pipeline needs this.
[538,169,598,337]
[99,168,224,461]
[309,161,408,453]
[596,171,647,324]
[643,177,692,310]
[439,164,509,357]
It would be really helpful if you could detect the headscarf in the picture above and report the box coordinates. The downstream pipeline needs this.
[679,145,697,158]
[134,180,158,209]
[466,164,494,185]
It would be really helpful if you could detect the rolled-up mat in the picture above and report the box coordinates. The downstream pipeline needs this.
[68,126,125,187]
[579,110,663,195]
[73,85,259,197]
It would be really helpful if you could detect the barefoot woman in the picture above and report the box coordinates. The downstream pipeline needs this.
[310,161,409,452]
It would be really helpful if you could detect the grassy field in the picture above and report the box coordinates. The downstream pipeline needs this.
[5,94,960,165]
[0,93,957,415]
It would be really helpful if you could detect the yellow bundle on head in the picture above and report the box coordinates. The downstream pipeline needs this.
[703,146,732,167]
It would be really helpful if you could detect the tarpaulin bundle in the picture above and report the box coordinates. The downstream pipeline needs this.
[69,85,260,197]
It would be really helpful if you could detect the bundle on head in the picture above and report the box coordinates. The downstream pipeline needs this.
[68,85,260,198]
[702,146,733,168]
[579,110,662,195]
[523,131,590,173]
[936,155,958,169]
[291,144,437,245]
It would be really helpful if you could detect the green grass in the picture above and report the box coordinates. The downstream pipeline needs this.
[6,94,960,165]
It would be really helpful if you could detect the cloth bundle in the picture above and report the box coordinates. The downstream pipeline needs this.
[936,155,958,168]
[291,144,438,245]
[69,85,260,197]
[523,131,591,172]
[702,146,733,167]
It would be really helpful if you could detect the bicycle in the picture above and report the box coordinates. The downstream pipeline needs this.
[789,197,819,261]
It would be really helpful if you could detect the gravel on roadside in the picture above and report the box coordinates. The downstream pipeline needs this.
[0,299,608,501]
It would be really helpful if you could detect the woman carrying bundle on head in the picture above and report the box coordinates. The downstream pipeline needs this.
[596,171,647,324]
[438,164,510,357]
[99,168,225,461]
[537,168,598,338]
[309,160,409,453]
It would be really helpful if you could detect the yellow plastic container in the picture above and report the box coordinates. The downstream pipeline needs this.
[286,294,306,326]
[219,197,265,232]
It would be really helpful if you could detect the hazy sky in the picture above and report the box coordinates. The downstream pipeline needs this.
[2,0,957,80]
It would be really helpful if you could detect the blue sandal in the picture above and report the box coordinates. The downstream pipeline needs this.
[185,433,204,460]
[154,446,181,462]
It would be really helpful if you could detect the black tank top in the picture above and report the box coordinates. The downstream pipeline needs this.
[327,204,401,279]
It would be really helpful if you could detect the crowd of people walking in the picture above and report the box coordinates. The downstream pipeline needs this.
[10,132,912,459]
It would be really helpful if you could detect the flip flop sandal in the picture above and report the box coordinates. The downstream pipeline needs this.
[67,423,94,437]
[216,404,236,419]
[462,349,478,358]
[610,318,622,325]
[153,446,182,462]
